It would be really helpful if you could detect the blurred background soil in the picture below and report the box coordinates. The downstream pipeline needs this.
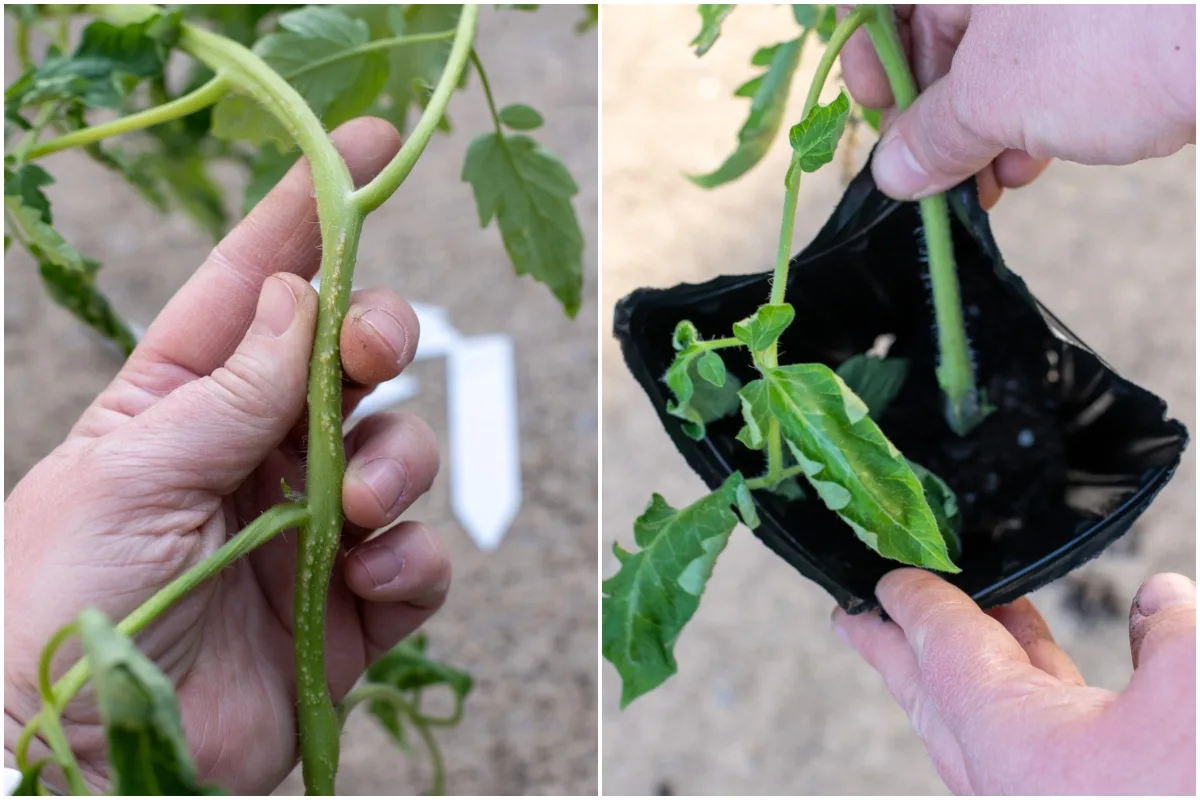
[5,6,597,795]
[601,5,1195,795]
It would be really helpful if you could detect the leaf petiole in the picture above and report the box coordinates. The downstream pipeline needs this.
[15,502,309,774]
[350,9,478,215]
[26,76,230,161]
[34,622,89,796]
[338,683,450,794]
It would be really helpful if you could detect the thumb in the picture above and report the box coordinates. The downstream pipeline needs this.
[120,273,319,493]
[871,73,1004,201]
[1129,572,1196,670]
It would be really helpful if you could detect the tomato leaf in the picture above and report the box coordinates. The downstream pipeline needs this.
[739,364,960,572]
[787,89,851,177]
[689,37,803,188]
[793,5,837,41]
[603,473,756,706]
[374,4,465,135]
[696,350,726,387]
[7,13,180,110]
[462,131,584,317]
[835,353,908,418]
[690,5,735,56]
[4,192,137,355]
[212,6,388,146]
[243,146,300,215]
[4,162,54,223]
[498,103,544,131]
[732,302,795,357]
[909,461,962,562]
[663,322,741,439]
[77,608,226,795]
[363,633,473,749]
[859,106,881,132]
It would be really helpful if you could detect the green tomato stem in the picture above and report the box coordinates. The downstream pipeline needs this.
[351,6,479,216]
[24,76,229,161]
[762,6,875,477]
[744,464,805,491]
[862,5,981,434]
[696,336,741,351]
[15,20,32,68]
[14,502,309,773]
[35,623,88,796]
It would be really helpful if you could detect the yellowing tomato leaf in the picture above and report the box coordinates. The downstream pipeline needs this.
[739,364,959,572]
[462,131,584,317]
[603,473,756,707]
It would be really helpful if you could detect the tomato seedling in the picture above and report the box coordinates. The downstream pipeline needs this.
[5,3,593,795]
[603,4,976,706]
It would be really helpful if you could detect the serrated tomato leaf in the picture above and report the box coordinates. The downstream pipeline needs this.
[462,131,584,317]
[691,5,734,56]
[835,354,908,418]
[4,163,54,223]
[689,37,803,188]
[732,303,794,357]
[603,473,756,706]
[77,608,226,795]
[7,13,179,110]
[739,364,959,572]
[788,89,851,175]
[5,194,137,355]
[664,326,740,439]
[908,460,962,561]
[375,4,465,135]
[212,6,389,147]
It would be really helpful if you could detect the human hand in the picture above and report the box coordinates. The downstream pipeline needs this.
[832,569,1196,795]
[4,118,450,795]
[838,5,1197,208]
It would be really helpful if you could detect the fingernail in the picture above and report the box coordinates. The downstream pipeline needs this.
[358,458,409,514]
[360,308,407,365]
[356,544,404,589]
[873,131,937,199]
[250,277,297,338]
[1135,574,1196,617]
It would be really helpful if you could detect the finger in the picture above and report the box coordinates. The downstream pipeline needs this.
[975,161,1003,211]
[987,598,1085,685]
[344,521,451,664]
[906,5,972,89]
[121,118,403,395]
[281,288,421,450]
[342,412,440,534]
[993,149,1051,189]
[340,288,420,392]
[1129,573,1196,670]
[833,607,972,794]
[870,69,1006,201]
[837,5,904,109]
[111,273,318,495]
[876,569,1047,734]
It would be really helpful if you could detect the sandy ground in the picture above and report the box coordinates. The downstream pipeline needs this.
[4,6,597,796]
[600,6,1195,796]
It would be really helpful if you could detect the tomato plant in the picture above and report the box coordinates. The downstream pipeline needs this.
[603,4,973,706]
[5,3,594,795]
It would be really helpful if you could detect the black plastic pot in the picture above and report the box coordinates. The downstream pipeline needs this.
[614,160,1189,614]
